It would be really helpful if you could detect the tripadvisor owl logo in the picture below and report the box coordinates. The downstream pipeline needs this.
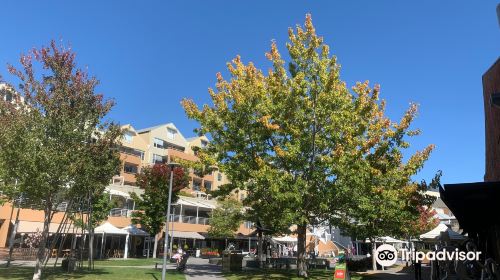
[375,244,398,267]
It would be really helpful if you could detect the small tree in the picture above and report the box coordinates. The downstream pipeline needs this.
[0,41,120,280]
[208,199,244,239]
[130,163,189,258]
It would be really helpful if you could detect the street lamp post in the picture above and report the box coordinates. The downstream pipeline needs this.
[161,162,179,280]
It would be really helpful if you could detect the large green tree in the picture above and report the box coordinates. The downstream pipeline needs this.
[130,163,189,258]
[183,15,435,277]
[0,41,121,280]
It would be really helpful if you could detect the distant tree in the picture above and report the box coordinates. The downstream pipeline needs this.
[0,41,120,280]
[130,164,189,258]
[208,199,244,239]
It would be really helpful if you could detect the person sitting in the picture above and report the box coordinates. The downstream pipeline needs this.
[173,248,183,265]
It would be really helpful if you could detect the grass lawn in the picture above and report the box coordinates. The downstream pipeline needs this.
[93,258,164,266]
[0,265,185,280]
[224,269,372,280]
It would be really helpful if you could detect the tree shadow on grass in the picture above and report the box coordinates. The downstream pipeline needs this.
[224,268,333,280]
[0,266,110,280]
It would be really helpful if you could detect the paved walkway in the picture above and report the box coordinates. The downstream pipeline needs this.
[357,264,431,280]
[185,258,226,280]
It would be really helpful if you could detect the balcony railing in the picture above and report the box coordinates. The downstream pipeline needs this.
[169,214,210,225]
[109,208,133,217]
[119,146,143,158]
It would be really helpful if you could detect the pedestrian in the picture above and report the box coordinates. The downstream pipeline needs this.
[413,255,422,280]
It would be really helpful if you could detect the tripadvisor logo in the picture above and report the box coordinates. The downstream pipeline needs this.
[374,244,483,267]
[375,244,398,266]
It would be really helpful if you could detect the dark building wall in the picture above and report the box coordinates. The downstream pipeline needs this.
[482,57,500,181]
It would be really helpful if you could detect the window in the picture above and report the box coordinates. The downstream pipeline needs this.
[124,163,138,174]
[123,131,133,143]
[204,181,212,192]
[152,154,164,164]
[138,150,145,160]
[244,221,253,229]
[153,138,165,149]
[217,173,222,181]
[167,128,177,140]
[192,180,202,191]
[5,92,12,102]
[200,140,208,148]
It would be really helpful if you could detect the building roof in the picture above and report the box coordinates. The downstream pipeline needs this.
[136,123,174,133]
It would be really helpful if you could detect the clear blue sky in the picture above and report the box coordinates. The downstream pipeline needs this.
[1,1,499,185]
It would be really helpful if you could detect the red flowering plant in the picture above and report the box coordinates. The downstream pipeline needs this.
[130,163,189,258]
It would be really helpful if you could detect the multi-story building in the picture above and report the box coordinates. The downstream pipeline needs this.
[0,119,254,259]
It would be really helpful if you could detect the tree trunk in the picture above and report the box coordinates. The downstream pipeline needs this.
[88,195,94,270]
[152,233,159,259]
[297,223,308,277]
[257,231,263,268]
[371,238,377,271]
[32,204,52,280]
[6,202,21,267]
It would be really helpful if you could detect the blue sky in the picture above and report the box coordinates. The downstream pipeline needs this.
[1,1,499,185]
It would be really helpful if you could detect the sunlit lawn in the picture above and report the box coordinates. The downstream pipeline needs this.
[0,264,185,280]
[93,258,164,266]
[224,269,371,280]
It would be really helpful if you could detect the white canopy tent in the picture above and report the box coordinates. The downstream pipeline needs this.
[364,236,406,243]
[122,225,149,259]
[273,235,298,243]
[420,223,465,242]
[94,222,127,259]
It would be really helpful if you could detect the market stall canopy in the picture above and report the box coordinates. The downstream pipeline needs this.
[420,223,465,241]
[169,230,205,240]
[364,236,405,243]
[94,222,128,235]
[273,235,298,243]
[440,182,500,234]
[122,224,149,236]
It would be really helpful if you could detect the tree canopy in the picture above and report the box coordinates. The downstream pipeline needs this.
[208,199,244,239]
[0,41,121,279]
[183,15,436,276]
[130,163,189,258]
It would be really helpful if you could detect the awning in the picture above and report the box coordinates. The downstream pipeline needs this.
[94,222,128,235]
[169,230,205,240]
[440,182,500,234]
[16,221,83,234]
[420,223,465,242]
[122,224,149,236]
[175,197,216,209]
[273,235,298,243]
[105,188,130,198]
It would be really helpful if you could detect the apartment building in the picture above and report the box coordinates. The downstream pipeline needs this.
[0,120,254,259]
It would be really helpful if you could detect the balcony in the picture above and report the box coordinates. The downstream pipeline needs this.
[169,214,210,225]
[119,146,144,158]
[109,208,134,217]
